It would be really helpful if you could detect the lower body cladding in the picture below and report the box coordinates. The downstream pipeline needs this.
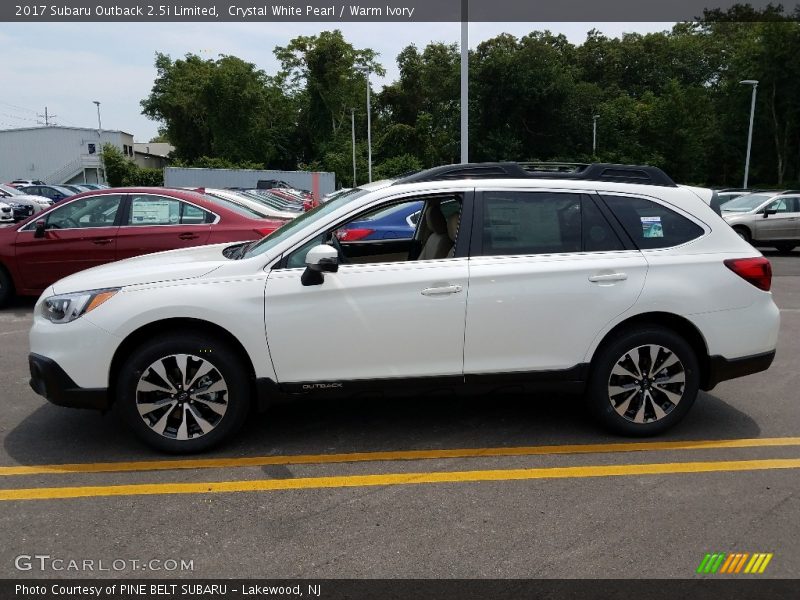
[30,352,776,411]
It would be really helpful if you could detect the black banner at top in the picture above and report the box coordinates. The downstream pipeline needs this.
[1,0,796,22]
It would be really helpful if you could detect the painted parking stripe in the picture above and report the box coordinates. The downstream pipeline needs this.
[2,436,799,478]
[0,457,798,502]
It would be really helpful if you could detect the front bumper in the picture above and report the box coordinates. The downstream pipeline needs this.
[29,353,109,410]
[703,350,776,390]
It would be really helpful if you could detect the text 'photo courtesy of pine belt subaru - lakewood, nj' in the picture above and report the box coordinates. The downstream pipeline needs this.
[27,163,780,453]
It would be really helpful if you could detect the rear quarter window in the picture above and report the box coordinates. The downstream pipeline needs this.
[602,195,704,249]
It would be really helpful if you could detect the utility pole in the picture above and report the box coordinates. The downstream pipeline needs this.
[37,106,56,126]
[460,0,469,163]
[92,100,102,131]
[740,80,758,189]
[592,114,600,156]
[365,70,372,182]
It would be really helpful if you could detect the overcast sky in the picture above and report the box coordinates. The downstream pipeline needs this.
[0,22,671,141]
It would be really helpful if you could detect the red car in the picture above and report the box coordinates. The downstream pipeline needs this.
[0,187,287,306]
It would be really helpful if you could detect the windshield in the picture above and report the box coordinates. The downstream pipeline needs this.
[243,188,371,258]
[722,193,772,212]
[0,184,22,196]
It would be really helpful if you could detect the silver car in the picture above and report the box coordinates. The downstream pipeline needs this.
[722,191,800,253]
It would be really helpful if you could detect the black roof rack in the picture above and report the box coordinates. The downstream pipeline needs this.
[392,162,677,187]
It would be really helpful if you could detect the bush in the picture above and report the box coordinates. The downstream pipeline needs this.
[102,144,164,187]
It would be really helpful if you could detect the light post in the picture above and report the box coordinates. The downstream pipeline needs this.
[592,114,600,156]
[740,80,758,189]
[460,0,468,163]
[357,67,372,183]
[93,100,102,183]
[351,108,357,187]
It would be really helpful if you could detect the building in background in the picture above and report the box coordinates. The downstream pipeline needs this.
[0,126,135,185]
[133,142,174,170]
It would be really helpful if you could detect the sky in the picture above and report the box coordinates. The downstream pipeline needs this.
[0,22,672,142]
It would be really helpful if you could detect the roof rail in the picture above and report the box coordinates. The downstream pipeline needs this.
[392,162,677,187]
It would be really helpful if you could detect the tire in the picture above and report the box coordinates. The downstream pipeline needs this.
[587,326,700,436]
[733,226,751,244]
[116,332,252,453]
[774,243,796,254]
[0,266,14,308]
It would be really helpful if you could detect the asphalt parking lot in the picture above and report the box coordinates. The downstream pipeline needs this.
[0,250,798,580]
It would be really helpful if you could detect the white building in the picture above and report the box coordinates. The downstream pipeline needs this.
[0,126,135,184]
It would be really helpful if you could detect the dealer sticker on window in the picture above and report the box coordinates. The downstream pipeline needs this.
[641,216,664,238]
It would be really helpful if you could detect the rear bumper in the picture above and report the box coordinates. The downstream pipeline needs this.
[29,353,109,411]
[703,350,776,390]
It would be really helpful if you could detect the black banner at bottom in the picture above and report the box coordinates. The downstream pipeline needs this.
[3,579,799,600]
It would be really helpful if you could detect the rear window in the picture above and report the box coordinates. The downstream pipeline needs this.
[602,195,704,249]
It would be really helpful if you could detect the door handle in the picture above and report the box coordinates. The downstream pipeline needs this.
[421,285,463,296]
[178,233,200,240]
[589,273,628,283]
[92,238,113,245]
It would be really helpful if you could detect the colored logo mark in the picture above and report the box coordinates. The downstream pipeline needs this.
[697,552,773,574]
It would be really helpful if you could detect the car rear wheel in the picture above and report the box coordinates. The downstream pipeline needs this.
[733,226,751,244]
[116,333,251,453]
[587,326,699,436]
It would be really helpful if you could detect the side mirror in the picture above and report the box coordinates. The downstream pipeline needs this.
[763,208,777,218]
[33,219,46,239]
[301,244,339,286]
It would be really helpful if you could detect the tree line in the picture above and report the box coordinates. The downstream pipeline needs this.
[138,5,800,189]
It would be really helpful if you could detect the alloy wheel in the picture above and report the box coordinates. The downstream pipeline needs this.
[607,344,686,424]
[135,354,229,440]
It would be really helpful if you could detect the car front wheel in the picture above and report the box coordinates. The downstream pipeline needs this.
[116,333,251,453]
[587,327,699,436]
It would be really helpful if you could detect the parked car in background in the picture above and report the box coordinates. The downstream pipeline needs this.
[60,184,94,194]
[0,202,12,223]
[335,199,423,241]
[245,188,309,212]
[0,184,52,210]
[9,179,44,188]
[717,188,763,206]
[20,184,75,203]
[75,183,109,190]
[722,190,800,252]
[202,188,298,220]
[0,187,287,306]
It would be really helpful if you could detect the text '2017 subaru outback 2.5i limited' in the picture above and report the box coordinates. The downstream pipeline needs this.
[28,163,780,452]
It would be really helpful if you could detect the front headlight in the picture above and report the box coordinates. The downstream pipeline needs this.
[42,288,120,324]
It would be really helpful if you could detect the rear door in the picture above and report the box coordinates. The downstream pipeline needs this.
[115,193,213,260]
[14,194,123,290]
[755,196,800,241]
[464,190,648,375]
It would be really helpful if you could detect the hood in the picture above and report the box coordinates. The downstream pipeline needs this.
[13,194,50,204]
[51,243,233,294]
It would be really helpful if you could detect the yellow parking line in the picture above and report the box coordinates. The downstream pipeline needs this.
[1,457,799,502]
[2,436,799,477]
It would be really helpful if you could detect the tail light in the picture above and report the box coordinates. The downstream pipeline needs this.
[336,228,374,242]
[724,257,772,291]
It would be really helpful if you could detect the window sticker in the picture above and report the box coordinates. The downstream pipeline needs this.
[641,216,663,238]
[132,200,172,224]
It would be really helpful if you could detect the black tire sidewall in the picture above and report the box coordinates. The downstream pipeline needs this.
[116,333,251,453]
[734,227,751,244]
[0,267,13,308]
[588,327,699,436]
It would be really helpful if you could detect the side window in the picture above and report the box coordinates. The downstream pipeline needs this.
[582,197,624,252]
[128,195,181,226]
[45,195,122,229]
[767,197,799,213]
[481,192,583,256]
[602,195,704,250]
[180,203,210,224]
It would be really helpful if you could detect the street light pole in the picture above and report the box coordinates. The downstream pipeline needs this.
[460,0,469,164]
[92,100,102,131]
[351,108,357,187]
[740,80,758,189]
[363,68,372,183]
[592,114,599,156]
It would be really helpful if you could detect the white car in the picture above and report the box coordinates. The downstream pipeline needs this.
[0,201,13,223]
[28,162,780,452]
[0,183,52,215]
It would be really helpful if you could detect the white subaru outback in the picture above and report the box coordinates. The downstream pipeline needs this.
[28,163,780,452]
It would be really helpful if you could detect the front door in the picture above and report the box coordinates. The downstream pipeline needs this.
[755,196,800,241]
[264,193,470,384]
[14,193,122,290]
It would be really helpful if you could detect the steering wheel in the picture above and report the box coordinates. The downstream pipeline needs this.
[329,233,350,265]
